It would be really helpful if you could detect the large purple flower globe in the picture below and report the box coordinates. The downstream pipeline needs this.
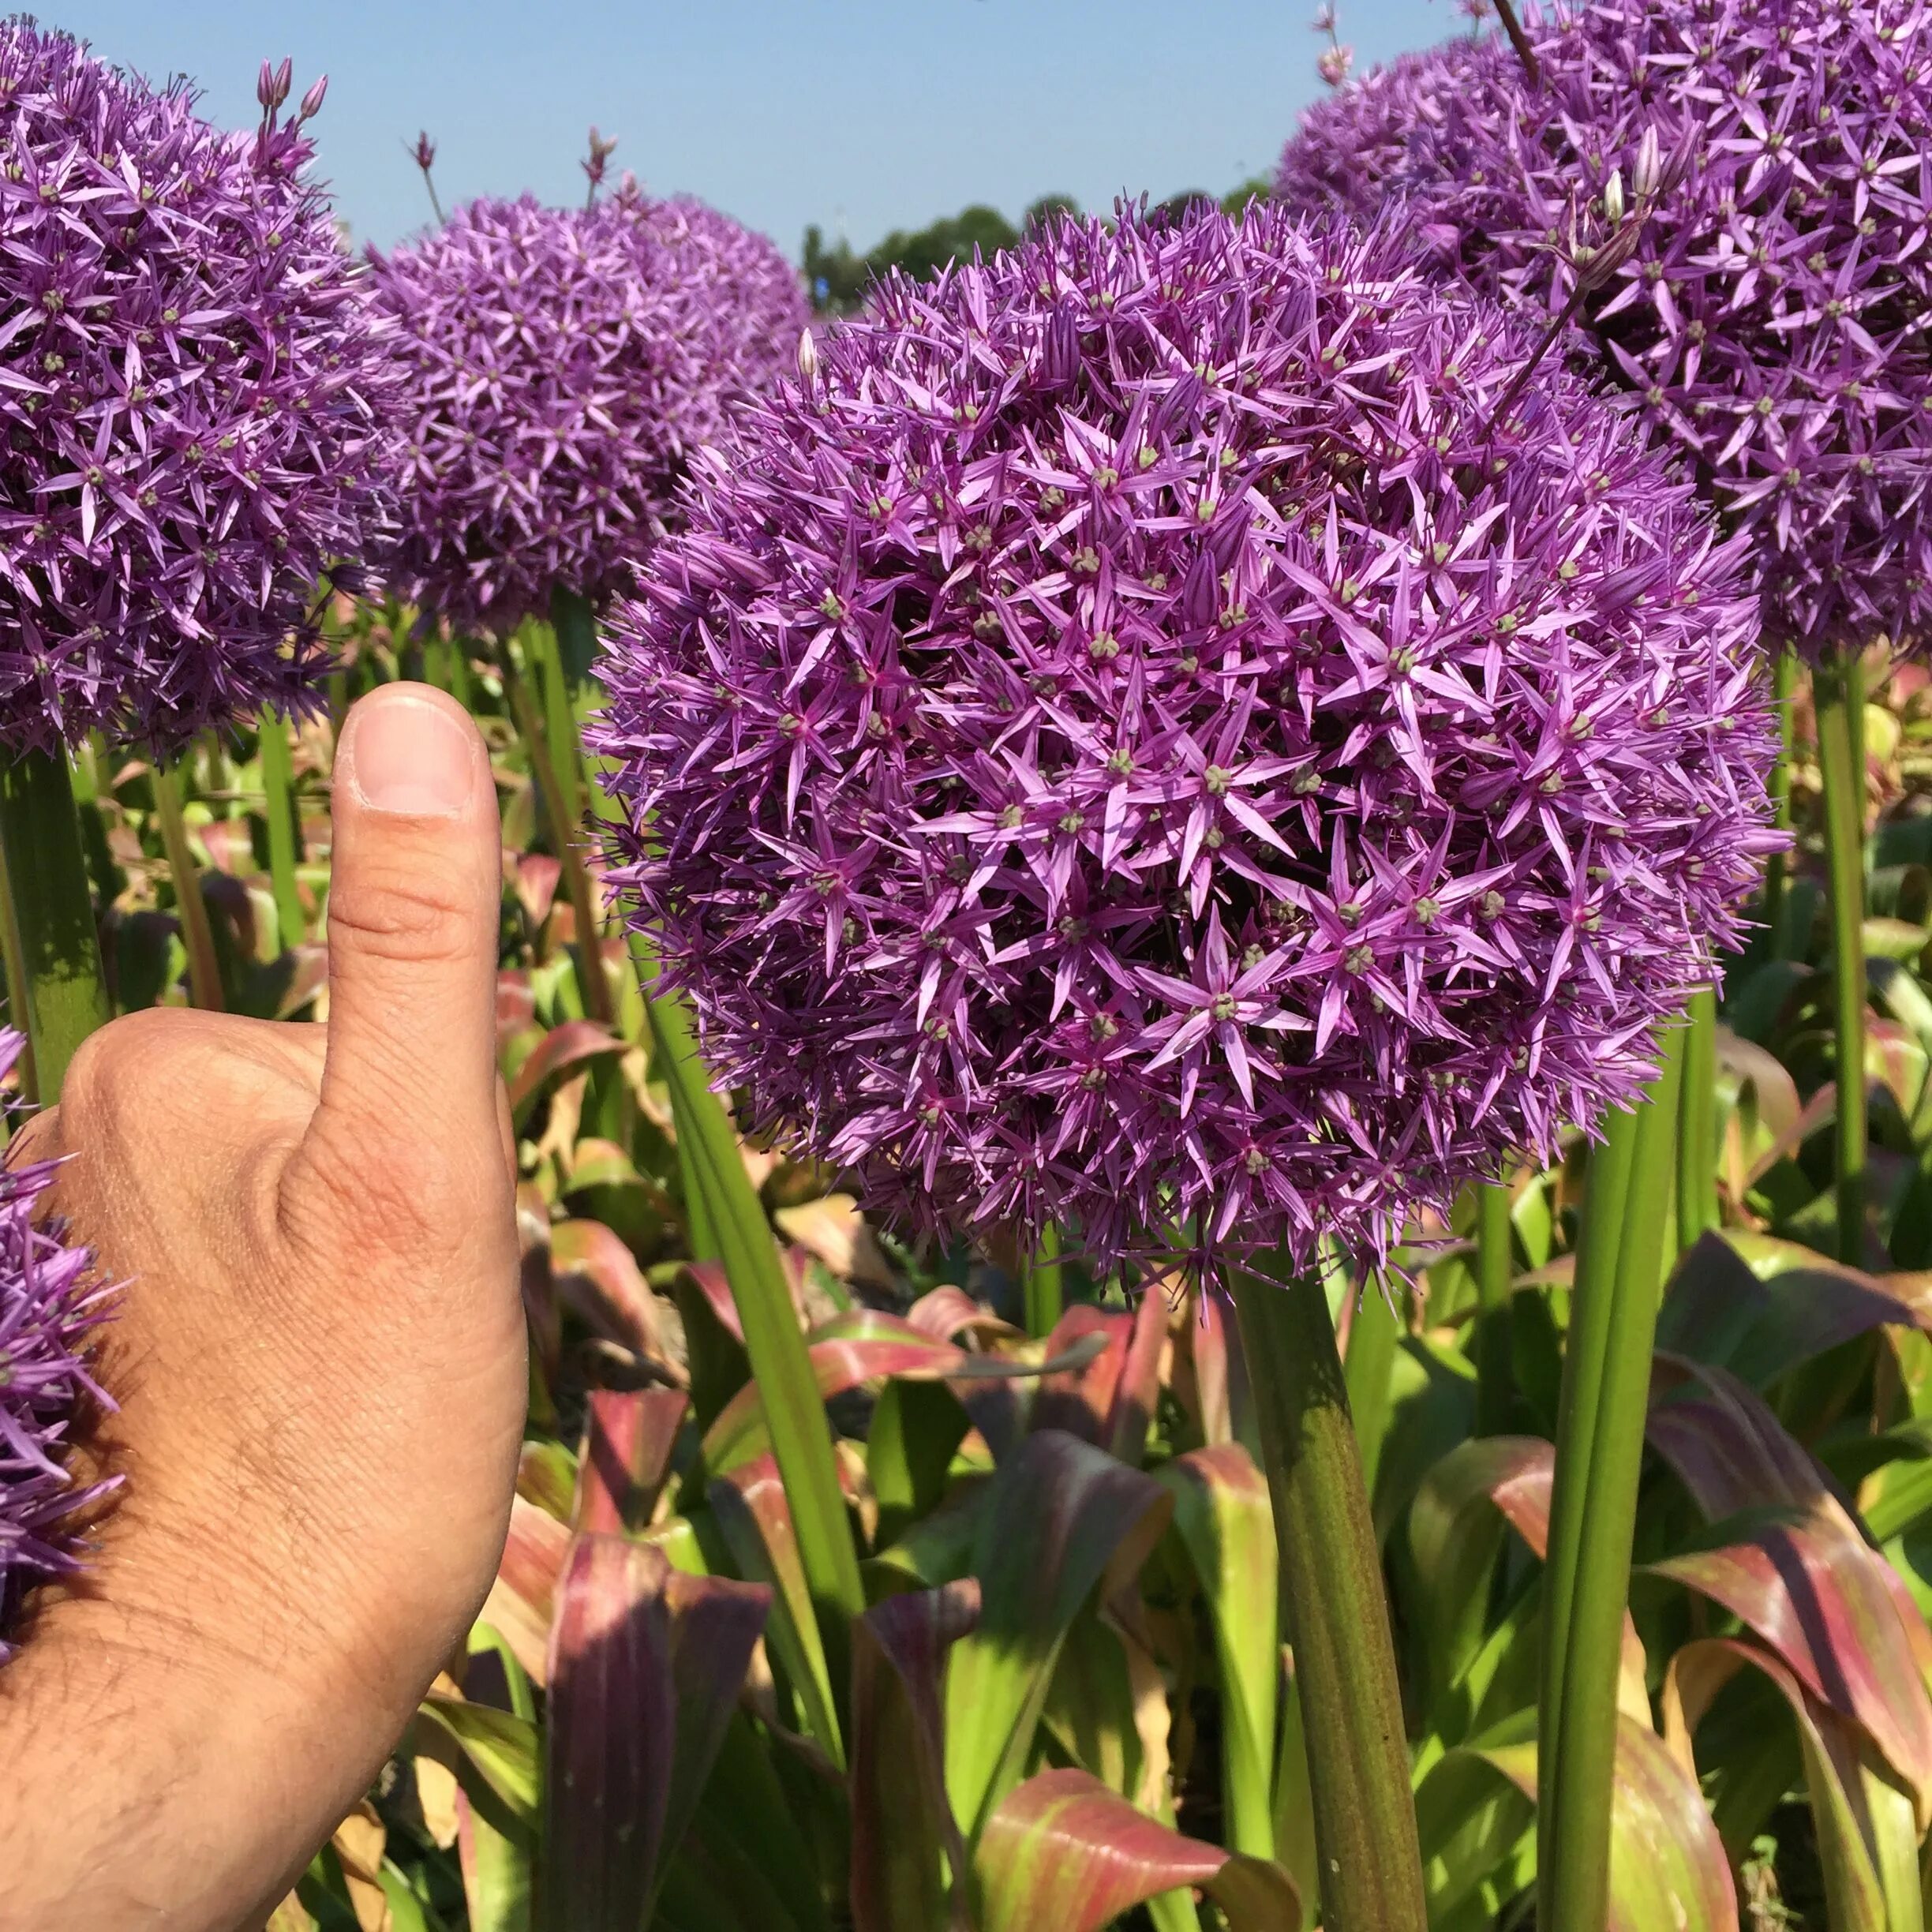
[368,191,807,636]
[1,1028,112,1653]
[597,206,1777,1270]
[0,23,397,754]
[1279,0,1932,659]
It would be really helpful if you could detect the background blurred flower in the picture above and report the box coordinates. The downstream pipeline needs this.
[0,21,397,754]
[1276,0,1932,658]
[597,203,1777,1273]
[0,1028,113,1653]
[369,188,807,635]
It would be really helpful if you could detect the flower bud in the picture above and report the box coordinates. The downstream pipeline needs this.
[297,74,328,122]
[797,328,818,384]
[414,130,436,172]
[1632,126,1661,200]
[1602,167,1625,227]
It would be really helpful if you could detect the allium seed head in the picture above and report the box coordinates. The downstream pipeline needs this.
[1278,0,1932,659]
[0,1028,114,1655]
[0,21,399,754]
[597,204,1777,1274]
[367,189,808,635]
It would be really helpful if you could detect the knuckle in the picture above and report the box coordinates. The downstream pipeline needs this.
[324,868,478,969]
[58,1007,182,1129]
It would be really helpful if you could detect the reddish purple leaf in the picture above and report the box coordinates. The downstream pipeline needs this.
[975,1768,1301,1932]
[1032,1306,1130,1444]
[1645,1360,1932,1814]
[850,1579,983,1932]
[575,1387,689,1537]
[548,1218,669,1368]
[515,852,562,929]
[481,1496,570,1687]
[496,970,537,1046]
[1107,1282,1171,1466]
[508,1020,623,1115]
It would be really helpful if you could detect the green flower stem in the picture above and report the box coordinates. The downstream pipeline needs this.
[1474,1178,1517,1437]
[152,758,224,1012]
[1537,1024,1687,1932]
[0,829,38,1102]
[535,608,583,829]
[1815,653,1868,1266]
[258,711,305,949]
[502,646,613,1026]
[1677,983,1720,1254]
[1230,1260,1427,1932]
[0,746,110,1097]
[636,938,864,1724]
[1762,649,1796,956]
[1020,1222,1064,1337]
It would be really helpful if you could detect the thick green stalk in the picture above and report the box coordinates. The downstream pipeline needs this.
[1537,1026,1687,1932]
[1474,1179,1517,1438]
[1536,1084,1641,1888]
[152,759,224,1012]
[1762,649,1796,956]
[0,829,38,1102]
[550,583,600,688]
[639,955,864,1721]
[0,747,110,1096]
[1816,653,1868,1266]
[1020,1222,1064,1337]
[502,649,613,1026]
[258,711,305,949]
[1677,983,1720,1254]
[1230,1262,1426,1932]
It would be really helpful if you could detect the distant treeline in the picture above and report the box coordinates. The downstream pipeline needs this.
[802,180,1275,312]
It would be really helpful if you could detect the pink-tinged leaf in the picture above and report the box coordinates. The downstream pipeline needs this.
[850,1580,983,1932]
[1452,1718,1737,1932]
[544,1537,675,1932]
[1108,1282,1171,1465]
[1663,1637,1913,1932]
[496,970,537,1046]
[944,1430,1173,1841]
[1743,1084,1840,1190]
[481,1496,571,1687]
[1175,1279,1243,1449]
[710,1453,844,1767]
[1032,1306,1130,1444]
[508,1020,623,1118]
[516,853,562,929]
[774,1192,896,1290]
[702,1311,1106,1474]
[548,1219,670,1368]
[682,1258,747,1343]
[975,1768,1301,1932]
[1658,1234,1931,1385]
[1410,1436,1647,1725]
[575,1388,689,1537]
[195,816,255,877]
[1646,1361,1932,1816]
[907,1284,1017,1346]
[541,1533,769,1932]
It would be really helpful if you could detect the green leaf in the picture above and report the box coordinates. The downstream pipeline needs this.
[417,1698,541,1831]
[1155,1445,1279,1860]
[640,964,867,1689]
[973,1769,1301,1932]
[943,1430,1171,1844]
[455,1782,534,1932]
[710,1452,844,1768]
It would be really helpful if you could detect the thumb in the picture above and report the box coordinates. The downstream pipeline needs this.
[300,682,503,1237]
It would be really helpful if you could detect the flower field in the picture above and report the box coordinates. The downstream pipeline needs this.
[8,4,1932,1930]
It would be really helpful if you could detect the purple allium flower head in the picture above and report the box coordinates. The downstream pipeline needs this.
[368,189,807,635]
[1279,0,1932,660]
[0,1028,114,1654]
[0,21,399,755]
[596,204,1777,1273]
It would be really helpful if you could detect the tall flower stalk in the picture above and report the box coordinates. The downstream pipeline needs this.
[597,204,1774,1923]
[1816,653,1869,1264]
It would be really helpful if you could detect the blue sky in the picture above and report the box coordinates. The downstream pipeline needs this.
[52,1,1455,257]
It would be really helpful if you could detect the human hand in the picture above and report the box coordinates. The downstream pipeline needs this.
[0,683,524,1931]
